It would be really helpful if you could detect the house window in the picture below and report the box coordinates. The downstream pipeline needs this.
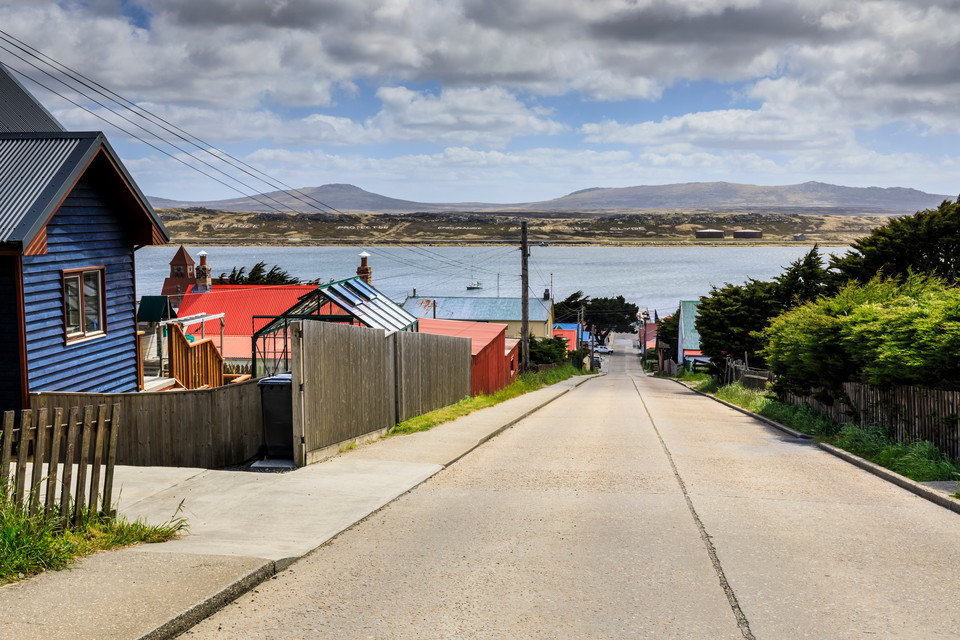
[63,267,106,340]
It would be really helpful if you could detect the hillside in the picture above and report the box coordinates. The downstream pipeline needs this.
[148,181,951,215]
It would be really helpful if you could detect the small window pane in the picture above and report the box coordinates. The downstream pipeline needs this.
[65,275,81,334]
[83,271,102,333]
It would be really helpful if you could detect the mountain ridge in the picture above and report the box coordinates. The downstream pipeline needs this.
[149,181,953,215]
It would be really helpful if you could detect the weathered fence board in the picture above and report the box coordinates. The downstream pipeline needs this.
[784,383,960,459]
[1,404,119,523]
[291,322,471,465]
[30,380,262,468]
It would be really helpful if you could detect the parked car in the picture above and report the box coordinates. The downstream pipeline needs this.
[594,345,613,354]
[592,355,602,369]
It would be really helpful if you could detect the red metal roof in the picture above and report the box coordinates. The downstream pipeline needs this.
[417,318,506,356]
[177,284,317,338]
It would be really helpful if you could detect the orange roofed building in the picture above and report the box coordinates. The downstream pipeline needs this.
[418,318,509,396]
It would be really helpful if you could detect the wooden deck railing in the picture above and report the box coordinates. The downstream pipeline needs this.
[167,323,224,389]
[2,405,120,524]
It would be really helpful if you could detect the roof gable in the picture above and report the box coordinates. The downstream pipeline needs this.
[0,63,64,133]
[0,132,168,251]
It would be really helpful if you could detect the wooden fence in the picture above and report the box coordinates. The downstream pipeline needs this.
[394,330,472,423]
[168,323,224,389]
[2,405,119,524]
[292,322,471,466]
[784,383,960,459]
[30,380,262,468]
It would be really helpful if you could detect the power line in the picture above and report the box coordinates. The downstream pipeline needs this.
[0,31,342,215]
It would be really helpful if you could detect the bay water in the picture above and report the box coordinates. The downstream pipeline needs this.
[135,244,842,319]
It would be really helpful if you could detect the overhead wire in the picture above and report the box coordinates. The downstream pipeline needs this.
[1,55,299,216]
[0,28,344,216]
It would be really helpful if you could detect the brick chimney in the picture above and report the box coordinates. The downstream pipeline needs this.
[357,251,372,285]
[195,251,212,293]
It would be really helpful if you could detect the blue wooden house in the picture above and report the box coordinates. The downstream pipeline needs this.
[1,63,169,412]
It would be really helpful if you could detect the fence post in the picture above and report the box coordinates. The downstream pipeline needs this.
[28,407,48,516]
[44,407,63,517]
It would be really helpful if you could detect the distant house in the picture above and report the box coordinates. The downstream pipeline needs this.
[402,295,554,339]
[695,229,725,239]
[0,63,169,412]
[553,322,586,350]
[733,229,763,239]
[677,300,709,368]
[418,318,508,396]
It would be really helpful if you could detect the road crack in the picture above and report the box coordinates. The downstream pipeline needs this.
[631,376,757,640]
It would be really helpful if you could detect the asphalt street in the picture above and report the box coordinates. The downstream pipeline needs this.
[183,339,960,639]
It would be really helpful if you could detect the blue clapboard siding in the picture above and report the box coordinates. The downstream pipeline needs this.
[0,255,22,412]
[21,175,138,393]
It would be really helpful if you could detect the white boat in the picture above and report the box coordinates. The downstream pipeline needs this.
[467,280,483,290]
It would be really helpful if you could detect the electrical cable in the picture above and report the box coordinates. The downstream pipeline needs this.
[0,29,343,215]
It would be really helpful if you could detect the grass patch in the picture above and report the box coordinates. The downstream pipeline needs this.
[0,490,188,584]
[390,364,588,436]
[704,382,960,483]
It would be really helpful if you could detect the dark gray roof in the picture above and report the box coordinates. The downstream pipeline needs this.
[0,131,168,246]
[0,63,64,133]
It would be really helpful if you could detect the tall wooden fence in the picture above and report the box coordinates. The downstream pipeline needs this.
[31,380,262,468]
[784,383,960,459]
[292,322,471,466]
[394,330,472,422]
[2,405,119,523]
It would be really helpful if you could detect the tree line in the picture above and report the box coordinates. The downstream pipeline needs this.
[694,198,960,399]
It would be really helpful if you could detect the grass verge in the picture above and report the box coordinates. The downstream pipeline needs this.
[703,381,960,484]
[390,364,589,436]
[0,492,188,584]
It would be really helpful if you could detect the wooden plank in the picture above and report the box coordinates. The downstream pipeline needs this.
[73,405,94,526]
[44,407,63,517]
[100,403,120,516]
[28,407,48,516]
[88,404,107,513]
[60,406,79,524]
[1,411,13,490]
[14,409,32,507]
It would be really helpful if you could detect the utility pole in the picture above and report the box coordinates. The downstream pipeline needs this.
[521,221,530,371]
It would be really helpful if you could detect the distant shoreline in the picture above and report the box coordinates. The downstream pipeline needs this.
[166,237,848,248]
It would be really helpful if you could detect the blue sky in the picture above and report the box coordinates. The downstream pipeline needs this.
[2,0,958,203]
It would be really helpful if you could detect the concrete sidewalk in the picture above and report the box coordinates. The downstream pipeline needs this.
[0,374,596,640]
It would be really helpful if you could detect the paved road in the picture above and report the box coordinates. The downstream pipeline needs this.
[184,339,960,639]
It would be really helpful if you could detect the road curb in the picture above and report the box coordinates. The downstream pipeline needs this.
[667,377,960,516]
[139,559,277,640]
[671,379,812,440]
[140,373,598,639]
[817,442,960,516]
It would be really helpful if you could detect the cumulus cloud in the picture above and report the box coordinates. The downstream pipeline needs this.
[3,0,960,199]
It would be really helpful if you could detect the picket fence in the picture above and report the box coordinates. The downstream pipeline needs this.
[1,404,119,524]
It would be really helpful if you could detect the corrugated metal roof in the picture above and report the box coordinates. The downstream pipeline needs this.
[0,131,168,248]
[0,63,64,133]
[418,318,506,355]
[402,296,552,323]
[177,284,318,336]
[0,135,85,241]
